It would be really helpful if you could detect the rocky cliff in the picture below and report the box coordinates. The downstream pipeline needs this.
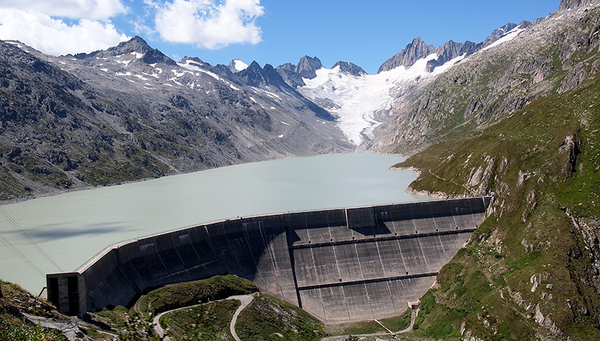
[275,55,325,88]
[559,0,600,11]
[377,37,439,73]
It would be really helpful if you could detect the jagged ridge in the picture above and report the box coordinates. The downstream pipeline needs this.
[377,22,528,74]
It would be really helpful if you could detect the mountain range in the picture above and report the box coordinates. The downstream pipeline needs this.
[0,36,351,200]
[2,0,600,339]
[0,12,530,201]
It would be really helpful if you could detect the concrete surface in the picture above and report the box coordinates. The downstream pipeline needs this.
[47,197,490,323]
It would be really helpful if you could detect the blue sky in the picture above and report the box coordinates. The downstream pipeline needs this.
[0,0,561,74]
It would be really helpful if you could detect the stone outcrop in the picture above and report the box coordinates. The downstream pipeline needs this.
[559,0,600,11]
[377,22,525,74]
[332,61,367,76]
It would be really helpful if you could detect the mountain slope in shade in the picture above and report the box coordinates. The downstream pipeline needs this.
[0,37,352,201]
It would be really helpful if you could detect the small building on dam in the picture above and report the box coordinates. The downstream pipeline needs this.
[47,197,491,323]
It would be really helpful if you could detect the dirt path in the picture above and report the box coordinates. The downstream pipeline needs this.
[228,295,254,341]
[152,294,254,341]
[398,308,418,334]
[153,306,185,341]
[321,308,419,341]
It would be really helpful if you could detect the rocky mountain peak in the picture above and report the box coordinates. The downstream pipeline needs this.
[295,56,323,79]
[482,22,517,46]
[228,59,249,73]
[558,0,600,11]
[332,61,367,76]
[377,37,438,73]
[236,61,289,88]
[274,56,327,88]
[180,56,206,67]
[114,36,152,54]
[425,40,482,72]
[246,60,262,70]
[517,21,532,30]
[74,36,176,66]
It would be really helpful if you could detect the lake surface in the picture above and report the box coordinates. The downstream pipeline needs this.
[0,153,428,293]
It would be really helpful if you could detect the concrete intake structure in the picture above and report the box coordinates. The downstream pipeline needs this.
[47,197,490,323]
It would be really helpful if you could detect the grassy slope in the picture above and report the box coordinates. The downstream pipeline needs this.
[159,299,240,340]
[134,274,258,318]
[0,280,67,341]
[323,311,412,337]
[396,72,600,339]
[0,271,326,341]
[0,275,257,340]
[235,293,327,341]
[87,275,257,340]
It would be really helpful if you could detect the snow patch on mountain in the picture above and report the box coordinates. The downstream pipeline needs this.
[179,60,223,80]
[229,59,249,73]
[299,53,466,145]
[483,26,526,51]
[233,59,248,72]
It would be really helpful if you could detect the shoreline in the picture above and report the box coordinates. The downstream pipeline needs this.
[1,151,406,206]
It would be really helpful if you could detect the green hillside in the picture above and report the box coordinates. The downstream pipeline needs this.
[395,70,600,339]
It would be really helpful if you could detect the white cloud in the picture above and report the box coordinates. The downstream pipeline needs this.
[131,16,157,37]
[0,0,127,20]
[0,9,129,55]
[0,0,264,55]
[155,0,264,49]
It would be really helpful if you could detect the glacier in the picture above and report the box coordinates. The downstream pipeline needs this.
[299,53,466,146]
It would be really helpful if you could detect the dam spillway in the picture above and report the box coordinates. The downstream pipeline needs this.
[47,197,490,323]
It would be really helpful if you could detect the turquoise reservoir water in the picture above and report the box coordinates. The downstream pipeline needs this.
[0,153,428,293]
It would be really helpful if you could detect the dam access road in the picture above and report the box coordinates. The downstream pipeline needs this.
[47,197,490,323]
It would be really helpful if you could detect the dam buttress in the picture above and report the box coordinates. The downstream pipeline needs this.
[47,197,490,323]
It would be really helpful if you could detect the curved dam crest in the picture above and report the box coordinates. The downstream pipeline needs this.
[48,197,490,323]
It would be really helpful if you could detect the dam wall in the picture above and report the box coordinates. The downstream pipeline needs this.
[47,197,490,323]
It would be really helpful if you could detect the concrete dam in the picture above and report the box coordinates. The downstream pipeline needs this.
[47,197,490,323]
